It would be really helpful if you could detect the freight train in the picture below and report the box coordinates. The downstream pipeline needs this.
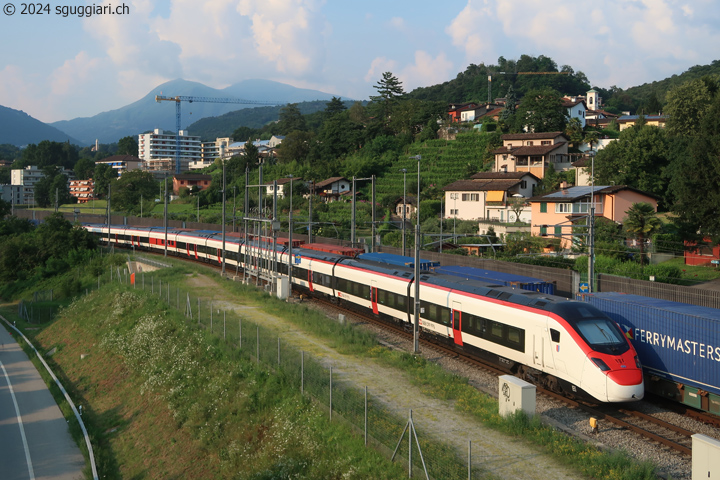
[581,292,720,415]
[84,223,644,404]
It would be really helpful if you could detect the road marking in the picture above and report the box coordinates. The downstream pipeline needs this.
[0,359,36,480]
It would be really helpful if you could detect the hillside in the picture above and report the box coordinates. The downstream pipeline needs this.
[187,100,330,141]
[49,78,348,145]
[0,105,81,147]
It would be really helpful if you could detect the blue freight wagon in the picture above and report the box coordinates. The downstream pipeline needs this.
[357,252,439,272]
[436,265,556,295]
[580,291,720,414]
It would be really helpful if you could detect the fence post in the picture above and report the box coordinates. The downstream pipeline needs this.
[301,351,304,395]
[198,298,200,325]
[409,409,412,478]
[468,440,472,480]
[159,279,162,297]
[239,318,242,349]
[365,386,368,447]
[256,325,259,365]
[329,366,333,422]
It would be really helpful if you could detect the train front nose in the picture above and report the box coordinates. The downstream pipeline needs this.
[605,369,644,402]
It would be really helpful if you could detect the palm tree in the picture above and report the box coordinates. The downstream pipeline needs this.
[624,202,662,267]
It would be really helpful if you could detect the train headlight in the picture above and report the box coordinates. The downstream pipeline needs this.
[634,355,642,369]
[590,357,611,372]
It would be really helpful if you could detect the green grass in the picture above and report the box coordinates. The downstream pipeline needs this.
[661,257,720,283]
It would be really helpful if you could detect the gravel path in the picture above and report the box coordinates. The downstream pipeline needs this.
[220,300,584,480]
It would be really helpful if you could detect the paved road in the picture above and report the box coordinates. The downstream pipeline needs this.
[0,325,85,480]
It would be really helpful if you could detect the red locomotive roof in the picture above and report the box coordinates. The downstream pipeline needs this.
[301,243,364,257]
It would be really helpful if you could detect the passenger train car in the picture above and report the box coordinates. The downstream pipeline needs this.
[85,223,644,404]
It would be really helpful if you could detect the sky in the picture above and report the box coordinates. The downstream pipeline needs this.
[1,0,719,123]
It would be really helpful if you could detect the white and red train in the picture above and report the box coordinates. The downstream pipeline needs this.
[86,223,644,404]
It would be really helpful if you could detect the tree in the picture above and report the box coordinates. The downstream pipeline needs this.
[0,199,9,218]
[624,202,662,267]
[370,72,405,121]
[276,130,315,164]
[93,163,118,198]
[514,87,568,133]
[73,157,95,180]
[117,136,139,157]
[243,140,260,166]
[111,170,159,214]
[669,93,720,241]
[565,118,584,147]
[507,196,527,223]
[593,124,671,204]
[664,78,716,137]
[278,103,307,134]
[324,97,347,118]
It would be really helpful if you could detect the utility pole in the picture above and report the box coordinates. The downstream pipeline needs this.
[287,175,294,300]
[221,159,226,275]
[163,173,168,257]
[410,155,422,354]
[400,169,407,256]
[371,175,376,253]
[308,181,313,244]
[351,176,356,246]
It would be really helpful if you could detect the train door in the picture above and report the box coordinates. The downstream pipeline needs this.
[193,244,198,260]
[308,267,314,292]
[186,242,191,258]
[371,280,378,315]
[452,302,463,346]
[533,328,544,368]
[217,248,222,264]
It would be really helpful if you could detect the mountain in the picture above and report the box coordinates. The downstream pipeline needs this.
[0,105,82,147]
[49,78,347,145]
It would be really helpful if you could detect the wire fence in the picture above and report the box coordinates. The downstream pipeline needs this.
[108,258,491,479]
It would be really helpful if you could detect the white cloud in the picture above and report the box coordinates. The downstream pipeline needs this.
[399,51,454,92]
[49,52,102,96]
[365,57,398,83]
[389,17,406,30]
[446,0,720,89]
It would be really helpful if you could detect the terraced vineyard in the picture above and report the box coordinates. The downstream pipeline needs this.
[375,131,502,200]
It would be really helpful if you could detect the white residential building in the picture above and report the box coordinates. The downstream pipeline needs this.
[10,165,74,205]
[138,129,202,163]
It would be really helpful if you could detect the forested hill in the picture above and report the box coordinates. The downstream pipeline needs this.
[608,59,720,114]
[405,54,591,104]
[187,100,355,141]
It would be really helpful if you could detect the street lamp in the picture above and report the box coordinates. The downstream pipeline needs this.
[409,155,421,354]
[400,168,407,256]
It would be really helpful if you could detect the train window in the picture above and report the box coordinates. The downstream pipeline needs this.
[438,307,451,326]
[177,242,186,249]
[550,329,560,343]
[377,290,386,305]
[508,326,522,344]
[490,321,504,339]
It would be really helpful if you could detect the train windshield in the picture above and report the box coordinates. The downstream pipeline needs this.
[556,303,629,355]
[574,318,629,354]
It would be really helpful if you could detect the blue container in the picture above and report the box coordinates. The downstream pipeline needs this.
[580,292,720,398]
[437,265,555,295]
[358,252,439,271]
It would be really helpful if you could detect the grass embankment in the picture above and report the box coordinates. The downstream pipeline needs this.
[1,264,408,479]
